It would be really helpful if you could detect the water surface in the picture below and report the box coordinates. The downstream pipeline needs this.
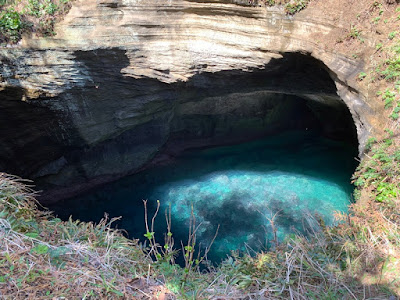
[48,130,358,263]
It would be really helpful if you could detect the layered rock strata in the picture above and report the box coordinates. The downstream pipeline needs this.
[0,0,376,201]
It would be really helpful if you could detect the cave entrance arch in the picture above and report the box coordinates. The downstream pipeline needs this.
[0,51,359,202]
[44,52,360,262]
[165,52,358,158]
[0,50,361,262]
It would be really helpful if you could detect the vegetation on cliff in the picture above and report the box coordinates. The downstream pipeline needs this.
[0,0,315,44]
[260,0,310,15]
[0,0,73,44]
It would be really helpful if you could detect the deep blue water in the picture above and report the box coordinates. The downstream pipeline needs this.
[47,130,358,263]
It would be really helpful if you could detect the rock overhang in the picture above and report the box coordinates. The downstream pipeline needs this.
[0,0,378,201]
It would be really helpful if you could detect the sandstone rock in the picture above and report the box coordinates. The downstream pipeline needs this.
[0,0,379,201]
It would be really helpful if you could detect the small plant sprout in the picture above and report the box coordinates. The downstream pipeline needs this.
[358,72,367,81]
[142,200,218,270]
[388,31,397,40]
[373,16,381,24]
[348,25,361,39]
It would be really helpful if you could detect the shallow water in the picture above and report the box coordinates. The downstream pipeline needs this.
[47,130,358,263]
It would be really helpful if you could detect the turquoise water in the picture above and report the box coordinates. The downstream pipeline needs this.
[47,130,358,263]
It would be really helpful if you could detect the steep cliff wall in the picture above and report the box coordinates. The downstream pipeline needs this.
[0,0,380,201]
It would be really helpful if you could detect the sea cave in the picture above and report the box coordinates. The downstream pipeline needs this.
[2,0,399,297]
[1,51,359,263]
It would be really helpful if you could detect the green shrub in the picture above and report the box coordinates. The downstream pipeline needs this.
[284,0,309,15]
[44,0,58,15]
[376,182,399,204]
[0,0,72,43]
[390,102,400,120]
[381,55,400,81]
[0,9,23,41]
[380,89,396,108]
[26,0,42,17]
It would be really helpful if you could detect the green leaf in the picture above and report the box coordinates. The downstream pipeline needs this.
[358,72,367,80]
[144,231,154,240]
[31,244,49,255]
[25,232,39,239]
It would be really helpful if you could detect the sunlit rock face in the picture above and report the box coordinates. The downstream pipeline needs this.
[0,0,374,201]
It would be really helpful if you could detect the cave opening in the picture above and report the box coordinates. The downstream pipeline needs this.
[1,51,359,263]
[44,53,359,264]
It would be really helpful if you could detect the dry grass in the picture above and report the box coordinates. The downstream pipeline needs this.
[0,173,174,299]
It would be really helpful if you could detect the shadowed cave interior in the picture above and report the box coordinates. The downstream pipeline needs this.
[0,51,359,263]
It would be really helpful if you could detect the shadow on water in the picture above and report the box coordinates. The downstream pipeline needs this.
[47,129,358,263]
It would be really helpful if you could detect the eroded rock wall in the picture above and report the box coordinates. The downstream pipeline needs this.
[0,0,377,201]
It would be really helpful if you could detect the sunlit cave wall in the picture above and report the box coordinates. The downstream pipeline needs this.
[0,51,359,202]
